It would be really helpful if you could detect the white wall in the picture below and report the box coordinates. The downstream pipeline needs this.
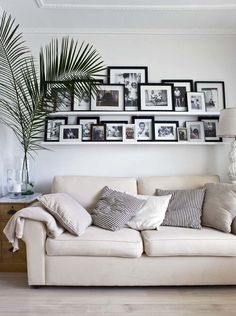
[1,32,235,193]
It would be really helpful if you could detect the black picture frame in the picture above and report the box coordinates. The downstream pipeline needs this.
[199,116,222,142]
[77,117,100,141]
[100,120,128,142]
[154,121,179,142]
[46,81,74,112]
[132,116,154,142]
[44,117,68,142]
[91,124,106,142]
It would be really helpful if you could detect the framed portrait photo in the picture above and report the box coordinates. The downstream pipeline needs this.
[199,117,221,142]
[132,116,154,141]
[187,92,206,113]
[195,81,225,112]
[123,124,137,143]
[154,121,178,142]
[108,66,148,111]
[77,117,100,141]
[101,121,128,142]
[177,127,188,142]
[91,84,125,111]
[139,84,174,111]
[59,125,82,143]
[162,80,193,112]
[91,124,106,141]
[73,91,90,111]
[44,117,68,142]
[51,87,73,112]
[186,121,205,142]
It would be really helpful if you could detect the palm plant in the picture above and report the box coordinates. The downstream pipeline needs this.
[0,12,105,194]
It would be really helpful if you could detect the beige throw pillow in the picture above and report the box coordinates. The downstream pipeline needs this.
[202,183,236,233]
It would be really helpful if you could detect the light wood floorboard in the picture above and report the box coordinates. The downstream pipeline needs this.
[0,273,236,316]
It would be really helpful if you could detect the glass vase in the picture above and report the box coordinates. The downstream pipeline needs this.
[21,155,34,195]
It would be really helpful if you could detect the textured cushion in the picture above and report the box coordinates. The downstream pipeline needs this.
[202,183,236,233]
[156,188,205,229]
[127,195,171,230]
[38,193,92,236]
[91,186,145,231]
[142,226,236,257]
[46,226,143,258]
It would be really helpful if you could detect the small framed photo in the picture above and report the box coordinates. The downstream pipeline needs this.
[123,124,137,143]
[77,117,100,141]
[73,91,90,111]
[199,117,221,142]
[108,66,148,111]
[132,116,154,141]
[59,125,82,143]
[101,121,128,142]
[51,87,73,112]
[195,81,225,112]
[186,121,205,142]
[91,84,125,111]
[45,117,68,142]
[154,121,178,142]
[162,80,193,112]
[177,127,188,142]
[139,84,174,111]
[187,92,206,113]
[91,124,106,141]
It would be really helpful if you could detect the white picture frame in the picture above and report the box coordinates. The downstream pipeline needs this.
[186,121,205,142]
[140,84,174,111]
[123,124,137,143]
[59,125,82,143]
[187,92,206,113]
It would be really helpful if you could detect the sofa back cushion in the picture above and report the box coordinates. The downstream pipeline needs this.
[51,176,137,211]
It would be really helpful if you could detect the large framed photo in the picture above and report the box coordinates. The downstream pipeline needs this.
[91,124,106,141]
[139,84,174,111]
[187,92,206,113]
[108,66,148,111]
[162,80,193,112]
[44,117,68,142]
[77,117,100,141]
[195,81,225,112]
[51,86,73,112]
[91,84,125,111]
[186,121,205,142]
[59,125,82,143]
[154,121,178,142]
[101,121,128,142]
[123,124,137,143]
[132,116,154,141]
[199,117,221,142]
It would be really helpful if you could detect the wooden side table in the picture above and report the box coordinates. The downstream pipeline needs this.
[0,193,41,272]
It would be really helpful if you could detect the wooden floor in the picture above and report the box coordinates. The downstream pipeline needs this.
[0,273,236,316]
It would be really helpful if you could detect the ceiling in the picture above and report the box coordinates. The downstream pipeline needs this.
[1,0,236,33]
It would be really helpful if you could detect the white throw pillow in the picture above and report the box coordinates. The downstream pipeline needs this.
[127,195,171,231]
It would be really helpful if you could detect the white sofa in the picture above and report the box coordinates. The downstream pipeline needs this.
[22,175,236,286]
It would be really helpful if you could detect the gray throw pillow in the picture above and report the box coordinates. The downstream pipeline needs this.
[202,183,236,233]
[156,188,205,229]
[91,186,145,231]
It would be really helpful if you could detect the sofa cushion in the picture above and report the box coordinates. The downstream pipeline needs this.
[46,226,143,258]
[142,226,236,257]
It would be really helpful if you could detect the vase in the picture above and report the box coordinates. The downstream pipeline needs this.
[21,155,34,195]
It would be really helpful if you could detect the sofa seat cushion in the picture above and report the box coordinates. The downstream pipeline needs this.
[142,226,236,257]
[46,226,143,258]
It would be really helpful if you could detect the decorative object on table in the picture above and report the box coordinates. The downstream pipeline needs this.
[177,127,188,142]
[7,169,22,199]
[91,84,125,111]
[51,84,73,112]
[195,81,226,112]
[44,117,68,142]
[123,124,137,143]
[77,117,100,141]
[162,80,193,112]
[186,121,205,142]
[154,121,179,142]
[101,121,128,142]
[0,12,104,195]
[91,124,106,141]
[59,125,82,143]
[108,66,148,111]
[187,92,206,113]
[218,108,236,183]
[199,117,221,142]
[139,83,174,111]
[132,116,154,141]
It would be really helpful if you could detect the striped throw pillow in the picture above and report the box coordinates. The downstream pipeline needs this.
[156,188,205,229]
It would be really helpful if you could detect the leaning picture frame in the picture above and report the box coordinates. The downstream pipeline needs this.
[91,84,125,111]
[59,125,82,143]
[154,121,179,142]
[101,120,128,142]
[199,116,222,142]
[44,117,68,142]
[77,117,100,141]
[132,116,154,141]
[186,121,205,142]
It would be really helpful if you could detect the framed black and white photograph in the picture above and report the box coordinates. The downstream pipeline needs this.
[123,124,137,143]
[139,84,174,111]
[51,87,73,112]
[186,121,205,142]
[195,81,225,112]
[101,121,128,141]
[177,127,188,142]
[162,80,193,112]
[91,124,106,141]
[77,117,100,141]
[154,121,178,142]
[59,125,82,143]
[91,84,125,111]
[187,92,206,113]
[73,91,90,111]
[132,116,154,141]
[44,117,68,142]
[108,66,148,111]
[199,117,221,142]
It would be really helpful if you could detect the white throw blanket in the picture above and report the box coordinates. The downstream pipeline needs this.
[3,203,64,252]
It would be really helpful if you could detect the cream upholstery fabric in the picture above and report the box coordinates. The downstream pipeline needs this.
[46,226,143,258]
[142,226,236,257]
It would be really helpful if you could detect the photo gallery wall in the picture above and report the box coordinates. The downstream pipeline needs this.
[44,66,225,143]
